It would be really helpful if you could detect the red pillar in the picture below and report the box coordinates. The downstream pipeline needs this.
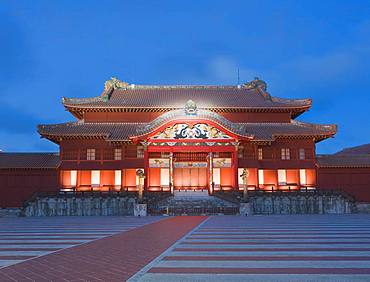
[169,152,174,194]
[144,149,149,191]
[232,150,239,190]
[208,152,213,194]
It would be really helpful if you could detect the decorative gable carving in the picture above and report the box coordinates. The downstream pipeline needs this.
[151,123,233,140]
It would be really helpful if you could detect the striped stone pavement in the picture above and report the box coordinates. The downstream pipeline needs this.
[131,215,370,282]
[0,216,161,269]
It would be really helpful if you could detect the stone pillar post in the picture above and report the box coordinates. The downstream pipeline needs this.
[136,169,145,202]
[241,168,249,201]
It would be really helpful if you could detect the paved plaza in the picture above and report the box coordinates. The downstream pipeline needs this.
[0,215,370,281]
[0,216,162,269]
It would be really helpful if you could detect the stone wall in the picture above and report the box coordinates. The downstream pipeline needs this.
[24,196,137,216]
[356,203,370,214]
[0,208,22,217]
[250,193,354,215]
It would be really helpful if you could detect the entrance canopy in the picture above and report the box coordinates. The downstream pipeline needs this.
[131,101,243,193]
[131,101,253,149]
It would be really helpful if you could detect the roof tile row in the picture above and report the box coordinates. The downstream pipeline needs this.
[317,154,370,168]
[38,120,336,143]
[63,87,311,111]
[0,153,60,169]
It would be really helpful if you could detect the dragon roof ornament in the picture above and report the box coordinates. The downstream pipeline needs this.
[104,77,130,91]
[102,77,130,102]
[243,77,267,91]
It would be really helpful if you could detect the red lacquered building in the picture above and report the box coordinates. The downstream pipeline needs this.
[37,77,337,195]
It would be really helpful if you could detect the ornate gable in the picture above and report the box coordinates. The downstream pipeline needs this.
[151,123,233,140]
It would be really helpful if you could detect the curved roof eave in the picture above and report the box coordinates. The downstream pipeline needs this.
[131,109,254,140]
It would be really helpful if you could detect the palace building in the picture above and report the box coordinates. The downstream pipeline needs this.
[36,77,337,194]
[2,77,370,210]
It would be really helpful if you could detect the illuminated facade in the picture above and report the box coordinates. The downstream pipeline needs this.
[38,77,337,194]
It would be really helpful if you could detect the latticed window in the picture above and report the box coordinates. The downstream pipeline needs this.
[281,148,290,160]
[299,148,305,160]
[114,148,122,160]
[137,146,144,158]
[87,149,96,160]
[174,152,207,162]
[258,148,263,160]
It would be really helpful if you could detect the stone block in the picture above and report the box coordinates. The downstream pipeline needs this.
[134,204,147,216]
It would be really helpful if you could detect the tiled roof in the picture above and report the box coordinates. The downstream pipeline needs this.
[317,154,370,168]
[38,122,143,142]
[335,143,370,155]
[62,85,311,112]
[38,119,336,143]
[242,120,337,141]
[0,153,60,169]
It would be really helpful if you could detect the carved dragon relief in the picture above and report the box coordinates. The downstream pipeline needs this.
[151,123,233,140]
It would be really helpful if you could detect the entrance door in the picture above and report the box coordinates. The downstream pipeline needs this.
[174,167,207,190]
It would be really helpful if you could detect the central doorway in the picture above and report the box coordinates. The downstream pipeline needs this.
[173,152,208,190]
[173,167,208,190]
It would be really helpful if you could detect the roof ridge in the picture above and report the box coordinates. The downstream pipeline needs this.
[119,85,243,89]
[292,119,337,129]
[39,121,148,127]
[0,152,59,155]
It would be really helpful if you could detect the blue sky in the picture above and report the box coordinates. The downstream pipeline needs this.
[1,0,370,153]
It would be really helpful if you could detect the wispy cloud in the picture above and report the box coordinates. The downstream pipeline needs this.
[206,56,258,84]
[277,51,359,84]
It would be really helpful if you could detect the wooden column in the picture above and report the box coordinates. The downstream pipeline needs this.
[231,146,239,190]
[169,152,174,194]
[77,170,81,190]
[143,143,149,191]
[208,152,213,194]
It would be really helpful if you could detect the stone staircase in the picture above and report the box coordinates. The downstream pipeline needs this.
[148,191,240,215]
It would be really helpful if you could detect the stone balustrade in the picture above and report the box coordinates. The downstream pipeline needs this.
[24,196,137,216]
[249,193,354,215]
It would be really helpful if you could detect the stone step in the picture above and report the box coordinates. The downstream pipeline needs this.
[151,195,239,213]
[173,190,209,198]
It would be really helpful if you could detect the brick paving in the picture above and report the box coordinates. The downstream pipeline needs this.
[0,216,206,281]
[134,215,370,282]
[0,216,161,269]
[2,215,370,281]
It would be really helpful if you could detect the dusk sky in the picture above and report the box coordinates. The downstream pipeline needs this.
[1,0,370,154]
